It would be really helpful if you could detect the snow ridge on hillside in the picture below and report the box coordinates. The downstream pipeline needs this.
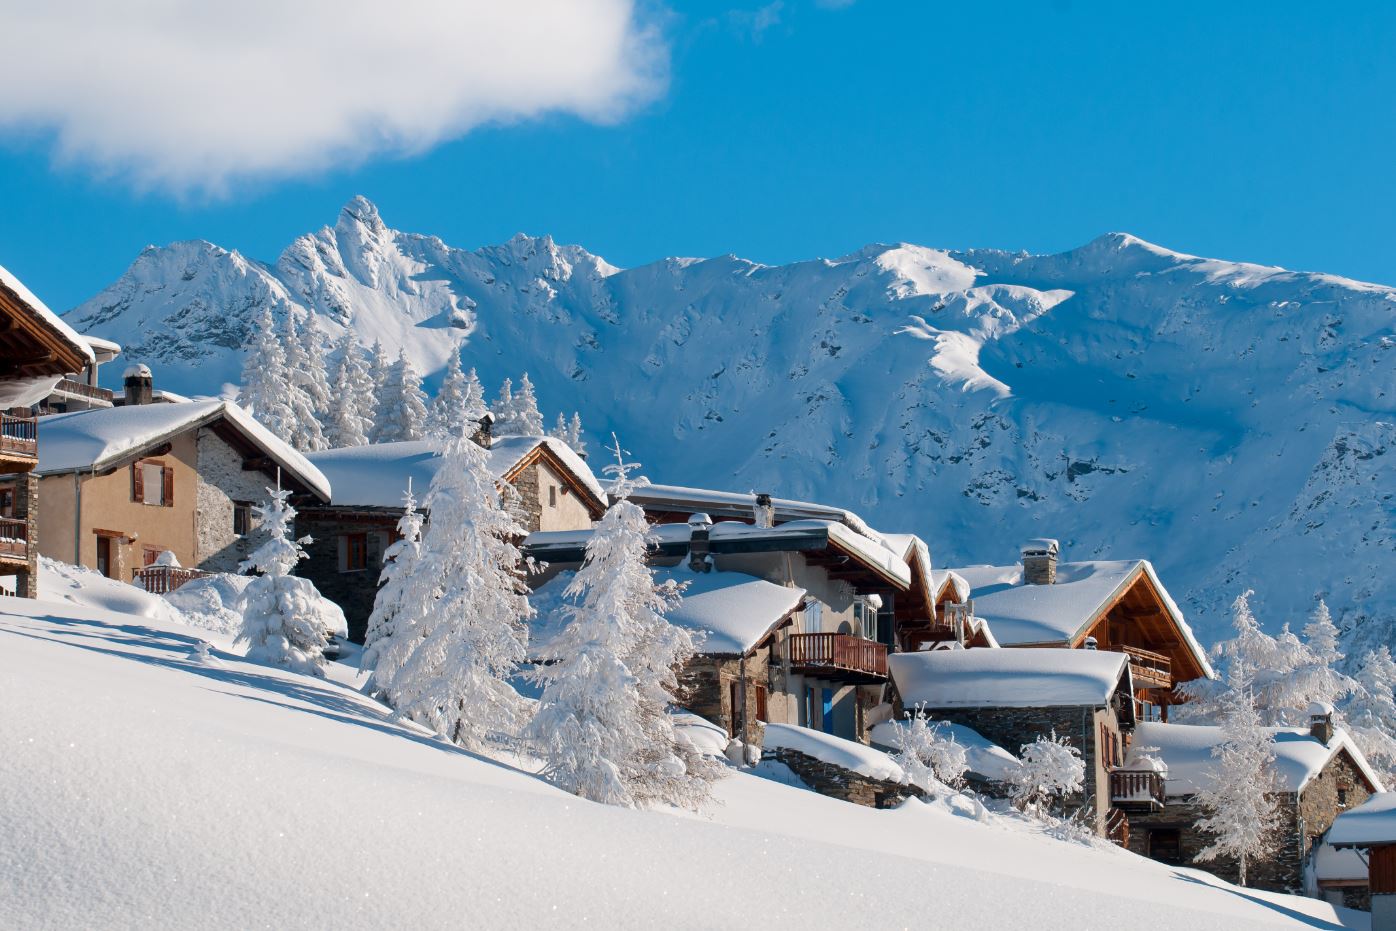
[65,199,1396,644]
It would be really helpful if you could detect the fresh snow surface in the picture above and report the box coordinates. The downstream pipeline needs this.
[671,712,731,758]
[531,567,804,657]
[31,557,188,627]
[35,399,330,501]
[761,723,907,783]
[162,572,256,636]
[307,434,605,508]
[890,648,1130,709]
[1311,842,1368,881]
[0,594,1364,930]
[1328,792,1396,847]
[870,719,1022,782]
[1126,722,1385,797]
[951,559,1212,676]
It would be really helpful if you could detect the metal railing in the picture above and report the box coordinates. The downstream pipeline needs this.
[0,517,27,558]
[133,565,211,594]
[0,413,37,457]
[788,632,888,678]
[1109,770,1166,809]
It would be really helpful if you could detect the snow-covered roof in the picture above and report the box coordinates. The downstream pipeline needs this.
[307,435,606,510]
[35,400,330,501]
[929,568,970,603]
[629,482,883,539]
[1311,842,1369,880]
[1124,722,1385,797]
[869,719,1021,782]
[530,567,804,657]
[0,262,94,367]
[890,648,1131,709]
[81,334,121,361]
[761,723,906,783]
[708,520,913,587]
[1329,792,1396,848]
[950,559,1212,677]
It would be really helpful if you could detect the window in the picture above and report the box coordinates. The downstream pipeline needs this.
[548,486,557,508]
[132,459,173,507]
[1148,829,1182,864]
[233,502,252,537]
[754,684,769,723]
[855,598,880,642]
[142,546,165,567]
[341,533,369,572]
[1338,787,1349,808]
[804,601,823,634]
[0,488,13,518]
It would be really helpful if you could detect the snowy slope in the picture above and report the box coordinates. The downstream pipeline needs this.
[64,199,1396,644]
[0,595,1362,930]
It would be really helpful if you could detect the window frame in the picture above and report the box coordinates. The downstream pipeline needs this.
[342,532,369,573]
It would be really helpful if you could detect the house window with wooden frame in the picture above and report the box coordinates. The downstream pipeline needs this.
[233,502,252,537]
[340,532,369,573]
[132,459,173,507]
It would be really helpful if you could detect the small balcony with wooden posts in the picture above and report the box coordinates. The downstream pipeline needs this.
[46,376,115,410]
[0,412,38,473]
[133,565,211,595]
[0,516,28,564]
[1122,645,1172,691]
[787,632,888,683]
[1109,769,1166,813]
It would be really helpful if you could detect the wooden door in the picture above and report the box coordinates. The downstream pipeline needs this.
[96,536,111,579]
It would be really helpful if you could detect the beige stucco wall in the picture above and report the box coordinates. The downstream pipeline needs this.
[37,430,201,579]
[534,461,595,532]
[713,550,859,634]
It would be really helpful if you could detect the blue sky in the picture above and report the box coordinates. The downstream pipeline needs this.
[3,1,1395,310]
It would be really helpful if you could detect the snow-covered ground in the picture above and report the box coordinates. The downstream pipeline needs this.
[0,588,1366,929]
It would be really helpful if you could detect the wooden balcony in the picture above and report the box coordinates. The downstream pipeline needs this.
[1109,769,1166,812]
[0,517,28,561]
[133,565,210,594]
[1123,645,1172,690]
[0,413,37,473]
[49,377,114,406]
[788,632,888,683]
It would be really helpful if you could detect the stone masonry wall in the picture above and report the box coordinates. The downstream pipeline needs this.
[763,746,924,808]
[194,428,271,572]
[13,471,36,598]
[295,510,396,643]
[678,646,774,744]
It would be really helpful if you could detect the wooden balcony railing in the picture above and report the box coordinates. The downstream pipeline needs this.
[1123,645,1172,689]
[1109,769,1166,811]
[0,413,37,459]
[788,632,888,681]
[0,517,28,559]
[133,565,210,594]
[50,377,114,404]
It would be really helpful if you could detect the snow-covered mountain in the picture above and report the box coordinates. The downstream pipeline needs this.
[65,197,1396,646]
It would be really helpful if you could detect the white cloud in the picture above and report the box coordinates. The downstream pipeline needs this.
[0,0,667,195]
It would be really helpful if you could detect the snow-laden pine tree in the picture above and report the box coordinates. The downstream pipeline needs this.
[492,377,517,435]
[1343,647,1396,783]
[1009,732,1085,821]
[1192,655,1282,887]
[525,439,721,808]
[241,309,298,436]
[360,482,424,677]
[567,412,587,456]
[549,412,570,445]
[296,315,334,419]
[462,367,486,418]
[372,351,428,444]
[276,313,328,451]
[324,331,375,447]
[1292,599,1355,711]
[366,419,532,750]
[236,484,333,676]
[426,350,477,440]
[891,706,969,790]
[511,373,545,436]
[364,339,392,434]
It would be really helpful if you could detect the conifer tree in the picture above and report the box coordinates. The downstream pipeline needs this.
[297,315,334,418]
[372,351,428,443]
[274,313,328,451]
[365,339,392,436]
[361,482,424,677]
[1293,599,1355,711]
[325,331,375,447]
[526,438,722,808]
[1343,647,1396,783]
[241,309,296,434]
[493,377,517,435]
[462,367,486,418]
[549,412,570,444]
[426,350,471,440]
[367,418,532,750]
[236,484,333,676]
[567,412,587,456]
[1192,654,1281,887]
[513,372,545,436]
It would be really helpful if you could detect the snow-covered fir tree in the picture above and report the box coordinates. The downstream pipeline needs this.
[274,313,328,451]
[236,483,334,676]
[492,377,516,434]
[360,482,424,676]
[324,331,375,447]
[296,315,333,419]
[1009,731,1085,822]
[241,309,297,435]
[512,373,545,436]
[891,706,969,790]
[526,438,722,808]
[426,350,480,440]
[1292,599,1355,712]
[365,418,532,750]
[1192,655,1282,887]
[371,351,428,444]
[549,411,588,456]
[365,339,392,433]
[1342,646,1396,783]
[549,412,570,445]
[462,367,486,419]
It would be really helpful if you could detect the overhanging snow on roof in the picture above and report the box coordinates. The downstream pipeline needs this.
[1329,792,1396,848]
[890,648,1131,709]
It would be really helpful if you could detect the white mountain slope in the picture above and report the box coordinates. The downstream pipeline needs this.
[66,198,1396,645]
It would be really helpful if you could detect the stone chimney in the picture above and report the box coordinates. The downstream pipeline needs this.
[687,512,713,573]
[471,411,494,449]
[1021,538,1060,585]
[123,363,153,406]
[1309,701,1336,746]
[753,493,775,529]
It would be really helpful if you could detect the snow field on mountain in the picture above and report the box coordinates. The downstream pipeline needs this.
[0,593,1364,930]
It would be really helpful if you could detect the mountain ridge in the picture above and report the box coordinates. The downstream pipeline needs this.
[63,198,1396,649]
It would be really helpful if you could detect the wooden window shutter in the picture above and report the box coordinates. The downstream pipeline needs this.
[337,534,348,572]
[162,466,174,508]
[132,462,144,502]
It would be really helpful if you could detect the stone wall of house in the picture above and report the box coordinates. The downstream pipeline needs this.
[193,428,270,572]
[678,645,775,745]
[1301,750,1377,853]
[294,510,396,643]
[763,746,924,808]
[13,471,36,597]
[1124,794,1303,893]
[509,463,542,534]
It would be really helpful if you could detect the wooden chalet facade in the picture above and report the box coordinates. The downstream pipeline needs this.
[0,264,97,597]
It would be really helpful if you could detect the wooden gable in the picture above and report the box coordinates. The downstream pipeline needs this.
[1075,564,1209,697]
[0,278,90,380]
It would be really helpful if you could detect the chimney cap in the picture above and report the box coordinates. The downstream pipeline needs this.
[1021,538,1060,557]
[687,512,713,528]
[754,492,773,505]
[123,363,152,379]
[1308,701,1336,719]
